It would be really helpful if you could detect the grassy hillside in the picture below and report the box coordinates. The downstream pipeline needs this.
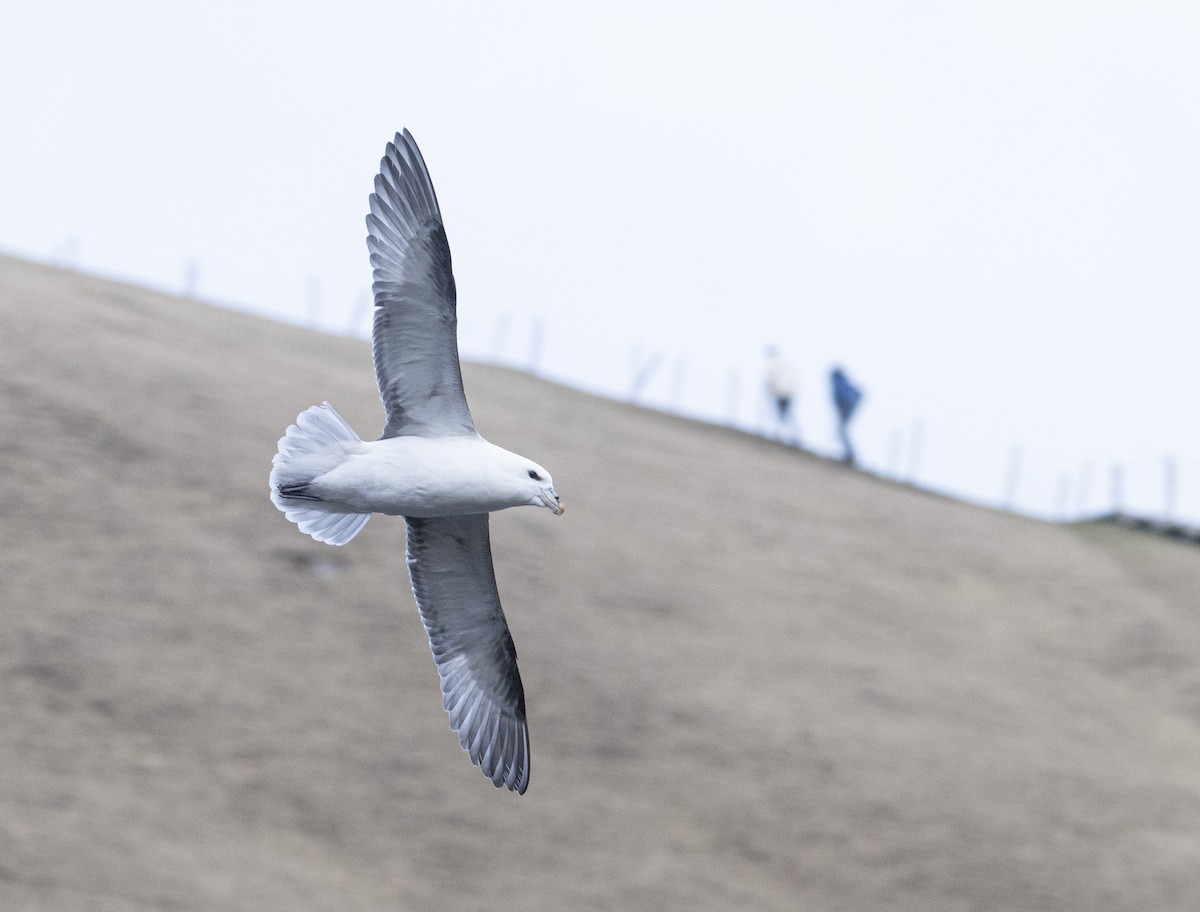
[3,252,1200,911]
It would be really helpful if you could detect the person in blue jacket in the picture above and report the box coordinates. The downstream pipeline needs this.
[830,366,863,465]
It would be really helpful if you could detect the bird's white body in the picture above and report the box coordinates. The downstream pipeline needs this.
[269,400,561,544]
[294,434,553,518]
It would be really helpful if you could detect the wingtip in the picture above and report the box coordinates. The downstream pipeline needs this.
[369,128,441,233]
[463,712,530,794]
[388,128,418,165]
[481,723,531,795]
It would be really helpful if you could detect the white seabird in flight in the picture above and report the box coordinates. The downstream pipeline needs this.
[269,130,564,794]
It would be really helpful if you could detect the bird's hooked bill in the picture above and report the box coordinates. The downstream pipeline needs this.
[541,489,565,515]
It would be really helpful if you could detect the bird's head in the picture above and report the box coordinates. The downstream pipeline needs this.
[522,462,564,515]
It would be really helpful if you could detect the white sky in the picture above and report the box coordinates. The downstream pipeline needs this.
[4,1,1199,522]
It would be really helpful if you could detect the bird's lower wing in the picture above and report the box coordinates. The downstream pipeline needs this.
[404,513,530,793]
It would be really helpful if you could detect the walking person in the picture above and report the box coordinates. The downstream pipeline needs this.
[830,366,863,465]
[764,347,801,444]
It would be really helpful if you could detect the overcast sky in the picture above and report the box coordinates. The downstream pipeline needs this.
[4,1,1199,522]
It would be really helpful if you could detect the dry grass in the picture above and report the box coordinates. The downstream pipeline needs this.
[3,253,1200,910]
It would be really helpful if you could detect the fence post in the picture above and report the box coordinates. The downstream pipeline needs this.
[307,276,321,327]
[490,313,511,362]
[629,347,661,401]
[1076,460,1092,517]
[1003,445,1021,510]
[1056,472,1071,520]
[888,429,903,479]
[527,318,545,375]
[183,260,200,298]
[1164,456,1177,522]
[907,420,924,483]
[346,290,372,336]
[670,359,686,410]
[726,369,740,425]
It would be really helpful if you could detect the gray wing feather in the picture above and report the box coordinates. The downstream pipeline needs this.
[367,130,476,439]
[405,514,530,793]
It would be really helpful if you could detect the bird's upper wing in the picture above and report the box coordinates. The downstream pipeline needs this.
[405,513,530,793]
[366,130,476,439]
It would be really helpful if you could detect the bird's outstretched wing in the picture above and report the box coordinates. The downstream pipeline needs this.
[405,513,530,793]
[366,130,476,439]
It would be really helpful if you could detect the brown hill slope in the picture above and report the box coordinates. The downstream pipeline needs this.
[3,252,1200,911]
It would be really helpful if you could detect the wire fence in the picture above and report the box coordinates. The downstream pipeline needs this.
[152,260,1200,533]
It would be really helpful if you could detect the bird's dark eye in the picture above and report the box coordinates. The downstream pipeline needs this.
[528,469,542,480]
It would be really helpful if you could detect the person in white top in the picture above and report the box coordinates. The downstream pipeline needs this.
[763,347,800,445]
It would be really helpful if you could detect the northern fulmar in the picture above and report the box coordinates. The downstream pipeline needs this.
[269,130,564,794]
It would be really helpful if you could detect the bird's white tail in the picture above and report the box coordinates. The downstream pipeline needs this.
[269,402,371,546]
